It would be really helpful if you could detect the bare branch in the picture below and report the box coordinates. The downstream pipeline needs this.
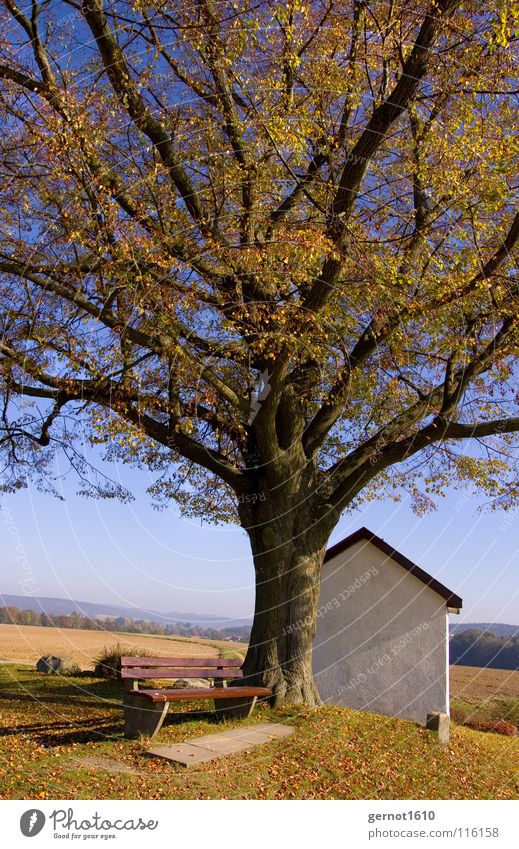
[303,211,519,457]
[81,0,210,232]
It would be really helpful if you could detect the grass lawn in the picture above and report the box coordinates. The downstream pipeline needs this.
[0,665,518,800]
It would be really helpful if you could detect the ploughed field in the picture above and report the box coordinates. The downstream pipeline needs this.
[450,665,519,701]
[0,623,224,668]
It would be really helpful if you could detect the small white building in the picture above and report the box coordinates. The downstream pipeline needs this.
[313,527,462,725]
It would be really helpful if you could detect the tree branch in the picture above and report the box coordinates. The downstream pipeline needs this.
[303,210,519,457]
[1,339,247,490]
[81,0,210,233]
[324,311,517,501]
[301,0,460,316]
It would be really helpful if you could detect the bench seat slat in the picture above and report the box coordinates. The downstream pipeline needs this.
[126,686,272,702]
[120,656,242,668]
[121,668,243,679]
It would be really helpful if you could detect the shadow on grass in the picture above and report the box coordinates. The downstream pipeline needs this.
[0,676,123,700]
[1,700,227,751]
[0,713,124,746]
[0,670,250,752]
[36,723,124,747]
[20,711,224,748]
[0,674,125,746]
[0,691,121,709]
[163,709,221,726]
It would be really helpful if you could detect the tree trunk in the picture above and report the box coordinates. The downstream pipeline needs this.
[238,494,334,707]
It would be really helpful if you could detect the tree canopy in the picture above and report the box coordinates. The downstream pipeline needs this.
[450,629,519,671]
[1,0,518,704]
[0,0,517,520]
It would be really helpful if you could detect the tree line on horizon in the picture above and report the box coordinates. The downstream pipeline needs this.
[449,629,519,671]
[0,605,251,643]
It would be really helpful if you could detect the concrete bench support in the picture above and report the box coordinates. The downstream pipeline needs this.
[124,696,169,740]
[214,696,257,720]
[426,712,450,745]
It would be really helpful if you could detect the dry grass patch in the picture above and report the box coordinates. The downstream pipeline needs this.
[0,624,223,669]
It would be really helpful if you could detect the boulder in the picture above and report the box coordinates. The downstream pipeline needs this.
[171,678,212,689]
[36,655,80,675]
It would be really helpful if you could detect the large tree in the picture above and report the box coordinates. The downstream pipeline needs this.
[0,0,517,704]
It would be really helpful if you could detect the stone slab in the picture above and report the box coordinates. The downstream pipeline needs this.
[147,723,294,766]
[191,737,253,755]
[148,743,218,765]
[196,727,258,741]
[243,723,294,738]
[194,724,294,742]
[228,730,278,744]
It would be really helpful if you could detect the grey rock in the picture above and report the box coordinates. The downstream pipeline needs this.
[36,655,80,675]
[170,678,211,689]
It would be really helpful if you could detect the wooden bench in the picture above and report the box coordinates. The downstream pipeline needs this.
[121,656,272,739]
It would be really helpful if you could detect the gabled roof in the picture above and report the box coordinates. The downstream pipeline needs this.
[324,526,463,610]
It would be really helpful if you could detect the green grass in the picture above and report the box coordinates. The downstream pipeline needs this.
[0,665,517,800]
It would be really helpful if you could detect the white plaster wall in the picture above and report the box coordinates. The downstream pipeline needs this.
[312,540,450,725]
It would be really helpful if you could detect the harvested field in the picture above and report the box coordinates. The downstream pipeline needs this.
[0,624,221,669]
[450,665,519,701]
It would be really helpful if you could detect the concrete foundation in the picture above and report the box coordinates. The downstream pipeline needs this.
[426,712,450,745]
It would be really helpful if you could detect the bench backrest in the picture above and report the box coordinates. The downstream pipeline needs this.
[120,656,243,680]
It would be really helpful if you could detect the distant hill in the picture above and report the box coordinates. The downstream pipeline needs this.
[450,622,519,638]
[0,593,251,629]
[450,628,519,671]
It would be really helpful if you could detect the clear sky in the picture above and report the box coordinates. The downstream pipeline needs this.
[1,449,518,626]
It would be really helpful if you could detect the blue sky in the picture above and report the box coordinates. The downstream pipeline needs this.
[1,456,518,624]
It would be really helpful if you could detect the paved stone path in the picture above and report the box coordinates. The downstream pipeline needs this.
[148,723,294,766]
